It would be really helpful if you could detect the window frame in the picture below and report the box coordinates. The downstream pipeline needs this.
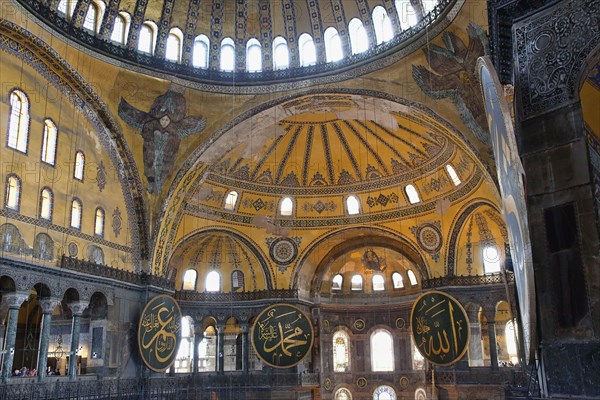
[4,174,22,212]
[246,38,262,72]
[279,197,294,217]
[350,274,363,291]
[7,89,30,154]
[346,194,361,215]
[205,270,221,292]
[40,118,58,166]
[166,28,183,63]
[332,330,351,372]
[324,27,343,63]
[94,207,105,237]
[348,18,369,55]
[298,33,317,67]
[192,34,210,69]
[370,330,395,372]
[332,274,343,291]
[272,36,289,70]
[70,198,83,230]
[138,21,157,55]
[372,6,394,44]
[219,37,235,72]
[73,151,85,181]
[392,272,404,289]
[182,268,198,291]
[110,12,131,45]
[372,274,385,291]
[39,187,54,221]
[405,184,421,204]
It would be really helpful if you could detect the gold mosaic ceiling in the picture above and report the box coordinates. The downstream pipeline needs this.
[192,95,482,220]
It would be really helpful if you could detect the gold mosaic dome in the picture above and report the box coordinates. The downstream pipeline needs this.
[191,94,482,223]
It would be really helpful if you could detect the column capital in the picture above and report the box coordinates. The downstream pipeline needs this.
[2,291,30,309]
[68,301,89,316]
[240,323,249,333]
[39,298,61,314]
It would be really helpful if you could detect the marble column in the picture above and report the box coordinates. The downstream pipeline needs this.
[68,301,88,380]
[1,292,28,381]
[487,319,499,371]
[37,299,61,381]
[193,327,202,376]
[216,325,225,375]
[241,324,249,373]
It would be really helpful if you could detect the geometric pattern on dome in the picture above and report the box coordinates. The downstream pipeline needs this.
[208,113,448,192]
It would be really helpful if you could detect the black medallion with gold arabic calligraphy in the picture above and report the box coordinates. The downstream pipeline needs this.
[410,290,470,366]
[137,294,182,372]
[251,303,314,368]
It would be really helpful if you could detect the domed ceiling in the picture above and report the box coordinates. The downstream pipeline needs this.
[189,94,483,224]
[170,230,270,291]
[17,0,458,89]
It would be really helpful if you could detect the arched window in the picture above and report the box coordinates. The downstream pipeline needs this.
[40,119,58,165]
[206,270,220,292]
[74,151,85,180]
[346,195,360,215]
[224,190,238,210]
[83,2,103,33]
[483,245,501,273]
[272,36,289,70]
[280,197,293,216]
[372,274,385,291]
[246,38,262,72]
[220,37,235,72]
[39,188,53,221]
[298,33,316,67]
[5,175,21,211]
[231,270,245,291]
[371,330,394,371]
[57,0,76,17]
[333,330,350,372]
[166,28,183,62]
[373,385,397,400]
[94,207,105,236]
[324,27,343,62]
[351,274,363,291]
[332,274,343,291]
[407,270,418,286]
[505,320,519,364]
[446,164,461,186]
[138,21,156,54]
[372,6,394,44]
[174,316,194,372]
[182,269,197,290]
[70,198,82,229]
[111,12,130,44]
[423,0,439,14]
[334,388,352,400]
[395,0,418,29]
[392,272,404,289]
[193,34,210,68]
[348,18,369,54]
[405,184,420,204]
[7,89,30,153]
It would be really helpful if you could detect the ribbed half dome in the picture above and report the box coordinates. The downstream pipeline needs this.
[209,112,446,190]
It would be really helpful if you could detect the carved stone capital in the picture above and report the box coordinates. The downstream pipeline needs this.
[39,298,61,314]
[2,291,30,310]
[68,301,89,316]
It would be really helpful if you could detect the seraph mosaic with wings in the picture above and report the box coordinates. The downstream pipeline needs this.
[412,23,490,144]
[119,89,206,194]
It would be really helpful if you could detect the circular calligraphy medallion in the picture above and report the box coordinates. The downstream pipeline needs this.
[251,303,314,368]
[356,377,368,388]
[354,318,365,331]
[137,294,182,372]
[269,238,298,266]
[410,290,470,366]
